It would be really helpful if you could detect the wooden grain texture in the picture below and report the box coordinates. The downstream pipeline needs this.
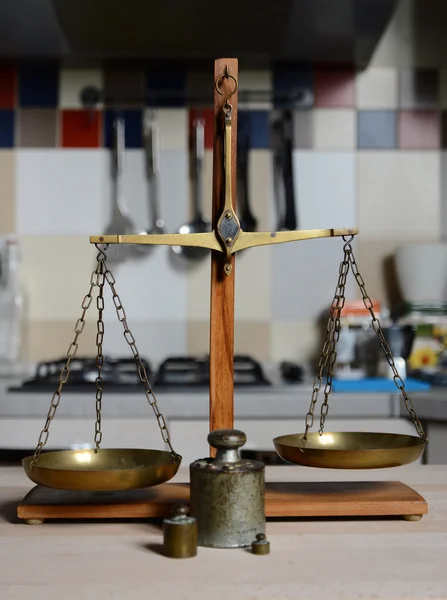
[17,481,427,521]
[5,466,446,600]
[209,58,238,448]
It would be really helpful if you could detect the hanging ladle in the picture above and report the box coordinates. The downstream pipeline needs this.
[103,117,137,263]
[136,110,166,254]
[171,116,210,260]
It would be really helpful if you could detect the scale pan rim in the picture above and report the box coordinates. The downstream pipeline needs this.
[22,448,182,491]
[273,431,426,469]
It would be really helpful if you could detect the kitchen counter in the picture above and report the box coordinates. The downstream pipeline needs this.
[1,465,446,599]
[2,376,447,464]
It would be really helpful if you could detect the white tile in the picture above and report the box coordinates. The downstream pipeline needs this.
[101,149,189,235]
[292,151,357,230]
[155,109,188,151]
[19,235,106,321]
[248,150,275,231]
[19,233,188,323]
[235,245,271,320]
[101,320,187,363]
[59,69,103,109]
[99,150,190,322]
[238,69,272,109]
[356,67,398,109]
[101,247,188,322]
[358,151,441,239]
[313,109,356,150]
[271,237,356,320]
[16,150,108,235]
[187,257,212,320]
[186,248,272,323]
[270,319,321,364]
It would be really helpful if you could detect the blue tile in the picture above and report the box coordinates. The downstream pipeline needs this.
[272,62,313,107]
[146,62,186,107]
[104,109,143,149]
[358,110,397,149]
[249,111,270,149]
[238,111,252,139]
[0,109,15,147]
[19,63,58,107]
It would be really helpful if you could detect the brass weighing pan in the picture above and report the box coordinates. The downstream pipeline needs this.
[23,448,181,491]
[273,432,426,469]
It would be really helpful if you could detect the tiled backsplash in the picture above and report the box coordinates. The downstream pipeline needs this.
[0,61,445,366]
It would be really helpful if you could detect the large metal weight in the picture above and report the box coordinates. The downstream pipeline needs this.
[190,429,265,548]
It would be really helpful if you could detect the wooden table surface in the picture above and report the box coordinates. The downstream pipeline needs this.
[1,465,446,600]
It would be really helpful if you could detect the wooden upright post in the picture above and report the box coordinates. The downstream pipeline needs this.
[209,58,238,448]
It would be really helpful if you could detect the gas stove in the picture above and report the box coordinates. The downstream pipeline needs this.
[8,354,272,393]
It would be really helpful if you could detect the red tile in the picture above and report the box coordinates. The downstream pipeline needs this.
[398,110,440,149]
[0,66,16,108]
[314,69,355,107]
[61,109,101,148]
[189,108,214,149]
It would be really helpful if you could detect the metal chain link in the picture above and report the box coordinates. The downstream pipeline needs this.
[100,251,179,461]
[94,258,105,451]
[301,238,351,450]
[30,254,103,468]
[344,237,428,443]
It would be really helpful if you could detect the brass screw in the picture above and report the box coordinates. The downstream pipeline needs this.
[99,237,104,242]
[225,211,232,219]
[225,237,233,245]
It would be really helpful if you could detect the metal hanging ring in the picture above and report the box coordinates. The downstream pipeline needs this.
[95,243,109,261]
[342,235,354,251]
[215,68,238,108]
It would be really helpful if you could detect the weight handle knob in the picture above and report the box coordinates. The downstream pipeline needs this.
[208,429,246,463]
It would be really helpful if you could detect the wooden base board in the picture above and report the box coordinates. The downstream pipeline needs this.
[17,481,428,523]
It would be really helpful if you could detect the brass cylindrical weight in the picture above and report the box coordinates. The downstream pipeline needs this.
[163,504,197,558]
[251,533,270,555]
[190,429,265,548]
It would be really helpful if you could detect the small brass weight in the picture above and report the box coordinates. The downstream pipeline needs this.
[163,504,198,559]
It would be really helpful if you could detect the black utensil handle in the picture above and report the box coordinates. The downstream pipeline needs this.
[281,112,297,231]
[237,137,249,213]
[237,116,258,231]
[283,169,297,230]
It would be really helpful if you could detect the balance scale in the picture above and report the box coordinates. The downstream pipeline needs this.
[17,58,428,525]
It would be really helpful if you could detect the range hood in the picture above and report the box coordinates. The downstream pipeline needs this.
[0,0,402,67]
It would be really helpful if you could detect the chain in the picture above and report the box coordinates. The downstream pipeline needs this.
[94,257,105,451]
[30,253,104,468]
[344,237,428,443]
[30,244,179,466]
[301,238,351,450]
[101,257,179,461]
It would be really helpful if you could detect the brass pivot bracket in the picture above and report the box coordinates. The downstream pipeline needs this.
[216,67,239,275]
